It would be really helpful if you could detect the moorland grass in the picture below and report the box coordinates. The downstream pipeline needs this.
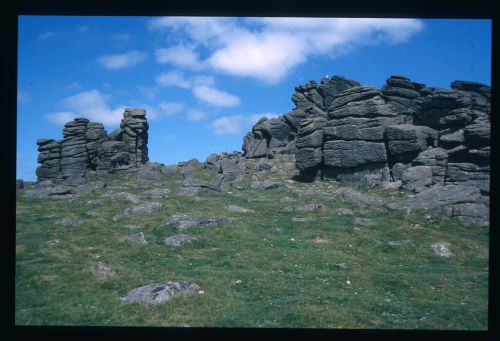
[15,167,488,329]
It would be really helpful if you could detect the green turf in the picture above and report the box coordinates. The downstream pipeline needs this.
[15,167,488,329]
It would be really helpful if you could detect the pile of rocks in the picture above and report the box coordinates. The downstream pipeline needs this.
[36,108,149,181]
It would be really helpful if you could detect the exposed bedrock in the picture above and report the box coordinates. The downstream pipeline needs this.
[36,108,149,181]
[241,74,489,194]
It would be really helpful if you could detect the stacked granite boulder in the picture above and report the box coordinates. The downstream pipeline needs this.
[35,108,149,181]
[243,76,361,158]
[36,139,62,181]
[242,75,490,196]
[120,108,149,167]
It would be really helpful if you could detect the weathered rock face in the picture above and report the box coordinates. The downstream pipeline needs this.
[242,74,490,196]
[36,108,149,181]
[36,139,62,181]
[120,108,149,167]
[242,76,361,158]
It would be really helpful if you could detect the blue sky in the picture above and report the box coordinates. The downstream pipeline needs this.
[17,16,491,181]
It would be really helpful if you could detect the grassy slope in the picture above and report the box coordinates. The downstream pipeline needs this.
[15,166,488,329]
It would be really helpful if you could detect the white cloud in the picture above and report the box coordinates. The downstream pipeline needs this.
[210,112,278,135]
[155,71,191,88]
[155,71,239,107]
[207,31,306,84]
[186,109,208,121]
[158,102,184,116]
[149,17,423,84]
[138,85,159,100]
[17,91,31,105]
[192,85,240,107]
[98,50,148,70]
[192,75,215,86]
[38,31,56,40]
[47,90,124,126]
[46,111,78,125]
[137,101,185,121]
[210,115,246,134]
[155,44,204,70]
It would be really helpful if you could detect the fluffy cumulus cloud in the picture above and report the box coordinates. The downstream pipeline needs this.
[98,50,148,70]
[149,17,423,84]
[155,70,192,88]
[155,44,204,70]
[210,112,279,135]
[47,90,124,126]
[158,102,184,116]
[155,71,239,107]
[186,109,208,121]
[192,85,240,107]
[47,90,186,126]
[46,111,79,125]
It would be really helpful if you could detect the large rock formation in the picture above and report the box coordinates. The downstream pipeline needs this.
[242,75,490,196]
[242,76,361,158]
[36,108,149,181]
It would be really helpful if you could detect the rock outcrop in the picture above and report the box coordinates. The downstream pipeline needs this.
[36,108,149,181]
[242,75,490,197]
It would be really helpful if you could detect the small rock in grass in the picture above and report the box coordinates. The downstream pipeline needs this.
[121,280,200,304]
[123,224,144,230]
[296,204,323,212]
[338,188,384,207]
[408,223,424,230]
[120,232,148,245]
[226,205,253,213]
[279,196,295,203]
[388,240,412,247]
[250,181,285,190]
[312,236,330,244]
[43,213,59,218]
[113,202,164,221]
[168,215,232,230]
[47,239,60,246]
[335,263,347,269]
[431,242,453,257]
[382,180,403,190]
[91,262,115,278]
[337,208,354,216]
[55,217,86,226]
[164,234,197,247]
[292,217,316,222]
[103,191,141,204]
[424,215,435,222]
[353,217,375,226]
[144,188,171,198]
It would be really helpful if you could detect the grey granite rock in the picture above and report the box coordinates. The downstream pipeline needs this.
[431,242,453,257]
[113,202,164,221]
[250,181,285,190]
[168,215,231,230]
[121,280,200,304]
[338,188,384,207]
[164,234,198,247]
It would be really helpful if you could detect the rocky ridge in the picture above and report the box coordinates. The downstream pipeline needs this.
[242,75,490,197]
[31,75,490,227]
